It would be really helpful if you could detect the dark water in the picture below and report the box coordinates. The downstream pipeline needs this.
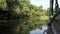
[30,26,47,34]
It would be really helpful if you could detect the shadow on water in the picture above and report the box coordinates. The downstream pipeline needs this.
[30,26,48,34]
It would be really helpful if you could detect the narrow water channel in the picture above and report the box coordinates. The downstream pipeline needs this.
[30,26,47,34]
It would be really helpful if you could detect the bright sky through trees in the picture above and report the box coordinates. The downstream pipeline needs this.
[30,0,60,9]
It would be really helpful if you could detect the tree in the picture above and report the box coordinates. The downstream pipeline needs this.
[0,0,49,34]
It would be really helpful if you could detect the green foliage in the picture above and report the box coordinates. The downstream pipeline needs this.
[0,0,49,34]
[44,8,50,16]
[0,0,7,10]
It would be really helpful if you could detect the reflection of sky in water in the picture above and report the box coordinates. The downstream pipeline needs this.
[30,26,47,34]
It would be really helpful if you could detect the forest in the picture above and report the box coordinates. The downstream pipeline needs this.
[0,0,49,34]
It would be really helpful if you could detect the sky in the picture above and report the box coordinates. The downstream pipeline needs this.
[30,0,60,9]
[30,26,47,34]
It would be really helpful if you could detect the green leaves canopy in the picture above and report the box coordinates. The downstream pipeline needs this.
[0,0,49,34]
